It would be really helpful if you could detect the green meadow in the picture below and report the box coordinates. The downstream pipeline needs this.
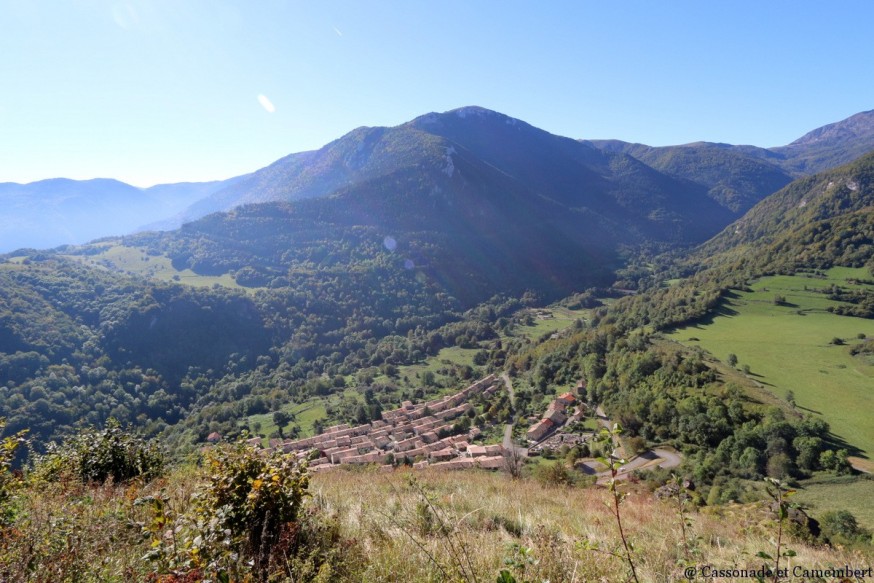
[667,267,874,457]
[794,475,874,531]
[64,242,250,290]
[514,306,589,340]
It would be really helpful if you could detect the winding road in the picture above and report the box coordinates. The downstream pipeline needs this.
[590,405,682,483]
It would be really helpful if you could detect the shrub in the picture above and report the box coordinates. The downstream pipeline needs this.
[140,438,359,582]
[536,461,576,487]
[819,510,871,545]
[0,419,28,526]
[201,439,308,576]
[32,418,163,484]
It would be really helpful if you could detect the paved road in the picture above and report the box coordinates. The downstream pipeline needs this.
[590,405,682,483]
[589,448,682,484]
[500,372,527,457]
[501,372,515,406]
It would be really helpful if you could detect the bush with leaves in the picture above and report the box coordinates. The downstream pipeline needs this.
[139,438,357,582]
[32,418,163,484]
[201,438,309,578]
[819,509,871,546]
[0,419,28,526]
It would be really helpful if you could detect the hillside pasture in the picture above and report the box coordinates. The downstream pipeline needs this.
[63,242,249,289]
[666,267,874,457]
[513,306,589,340]
[794,475,874,532]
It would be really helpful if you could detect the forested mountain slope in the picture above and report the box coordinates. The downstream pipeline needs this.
[606,152,874,333]
[586,108,874,216]
[584,140,793,214]
[696,150,874,270]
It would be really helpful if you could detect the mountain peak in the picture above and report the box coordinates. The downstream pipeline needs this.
[773,108,874,175]
[448,105,501,118]
[409,106,525,129]
[787,109,874,147]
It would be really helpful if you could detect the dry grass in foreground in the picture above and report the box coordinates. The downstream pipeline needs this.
[311,467,873,582]
[1,464,871,582]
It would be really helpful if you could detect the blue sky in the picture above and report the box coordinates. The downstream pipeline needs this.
[2,1,873,187]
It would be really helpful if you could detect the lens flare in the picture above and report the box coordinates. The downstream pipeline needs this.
[257,94,276,113]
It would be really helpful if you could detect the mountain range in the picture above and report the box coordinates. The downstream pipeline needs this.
[4,107,874,254]
[0,177,240,252]
[1,104,873,459]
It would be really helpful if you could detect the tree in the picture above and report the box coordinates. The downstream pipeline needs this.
[272,411,291,438]
[820,510,870,543]
[727,353,738,367]
[503,441,526,479]
[792,436,822,471]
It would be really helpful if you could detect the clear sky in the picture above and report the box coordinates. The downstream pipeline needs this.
[2,1,873,187]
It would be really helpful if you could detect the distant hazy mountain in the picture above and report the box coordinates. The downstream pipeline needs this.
[115,106,759,305]
[5,106,872,254]
[184,106,733,243]
[0,177,237,252]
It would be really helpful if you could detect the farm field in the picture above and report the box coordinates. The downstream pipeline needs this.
[666,267,874,458]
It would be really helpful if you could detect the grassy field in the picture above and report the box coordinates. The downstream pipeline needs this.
[514,307,589,340]
[248,399,330,442]
[794,475,874,531]
[666,267,874,457]
[63,242,251,290]
[376,345,483,394]
[246,387,373,443]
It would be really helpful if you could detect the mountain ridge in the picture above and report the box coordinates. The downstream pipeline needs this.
[4,106,873,254]
[0,176,239,252]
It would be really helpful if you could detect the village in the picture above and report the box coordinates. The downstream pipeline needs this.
[251,374,595,474]
[265,374,506,472]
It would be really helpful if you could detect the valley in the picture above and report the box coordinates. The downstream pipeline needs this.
[2,105,874,580]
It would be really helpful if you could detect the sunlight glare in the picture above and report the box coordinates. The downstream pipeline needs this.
[257,94,276,113]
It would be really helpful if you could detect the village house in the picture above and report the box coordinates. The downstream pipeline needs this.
[526,418,554,442]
